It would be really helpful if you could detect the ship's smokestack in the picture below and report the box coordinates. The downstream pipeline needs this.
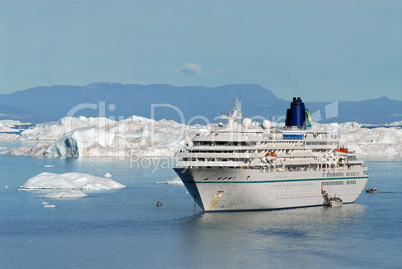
[286,97,306,129]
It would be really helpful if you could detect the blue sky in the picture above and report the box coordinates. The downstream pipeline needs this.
[0,0,401,101]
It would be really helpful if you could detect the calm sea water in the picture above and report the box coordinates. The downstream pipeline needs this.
[0,142,401,269]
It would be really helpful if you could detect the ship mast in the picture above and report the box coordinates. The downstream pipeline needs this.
[220,98,242,129]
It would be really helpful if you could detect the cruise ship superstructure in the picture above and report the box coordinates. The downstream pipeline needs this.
[174,98,369,211]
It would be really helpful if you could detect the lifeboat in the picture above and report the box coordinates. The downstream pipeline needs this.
[264,151,277,162]
[334,147,348,153]
[265,151,277,157]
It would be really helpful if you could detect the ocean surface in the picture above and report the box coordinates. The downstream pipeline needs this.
[0,141,401,269]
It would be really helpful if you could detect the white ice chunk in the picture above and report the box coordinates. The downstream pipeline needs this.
[39,191,88,199]
[0,120,31,140]
[20,117,115,141]
[0,133,19,141]
[157,177,183,185]
[20,172,126,191]
[2,142,52,157]
[41,116,206,158]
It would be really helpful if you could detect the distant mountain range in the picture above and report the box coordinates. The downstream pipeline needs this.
[0,83,401,124]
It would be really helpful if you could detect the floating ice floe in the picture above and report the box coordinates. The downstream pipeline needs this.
[157,177,183,185]
[104,173,112,178]
[39,191,88,199]
[20,172,126,191]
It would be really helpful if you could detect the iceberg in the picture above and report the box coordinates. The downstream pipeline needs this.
[0,133,19,141]
[42,115,208,158]
[0,120,30,132]
[311,122,402,159]
[20,172,126,191]
[3,142,52,157]
[0,120,33,141]
[2,114,401,160]
[19,116,114,141]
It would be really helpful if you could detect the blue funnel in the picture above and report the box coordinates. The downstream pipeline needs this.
[286,97,306,129]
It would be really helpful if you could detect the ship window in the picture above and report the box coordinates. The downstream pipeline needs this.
[327,173,345,177]
[204,178,209,181]
[217,177,222,180]
[323,181,345,186]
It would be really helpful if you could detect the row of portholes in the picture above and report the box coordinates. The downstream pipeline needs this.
[204,176,236,181]
[274,182,316,188]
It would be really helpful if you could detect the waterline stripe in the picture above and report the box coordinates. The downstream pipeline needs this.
[188,176,368,184]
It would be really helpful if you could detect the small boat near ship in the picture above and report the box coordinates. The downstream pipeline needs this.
[329,196,343,207]
[322,192,343,207]
[366,188,378,193]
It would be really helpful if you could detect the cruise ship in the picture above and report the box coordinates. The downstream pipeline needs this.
[173,98,369,212]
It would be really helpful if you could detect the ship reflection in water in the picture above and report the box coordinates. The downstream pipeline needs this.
[180,204,368,268]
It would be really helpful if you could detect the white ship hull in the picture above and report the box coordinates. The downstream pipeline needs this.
[173,98,369,212]
[174,167,368,212]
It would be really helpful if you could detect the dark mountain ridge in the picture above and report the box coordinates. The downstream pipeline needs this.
[0,83,400,124]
